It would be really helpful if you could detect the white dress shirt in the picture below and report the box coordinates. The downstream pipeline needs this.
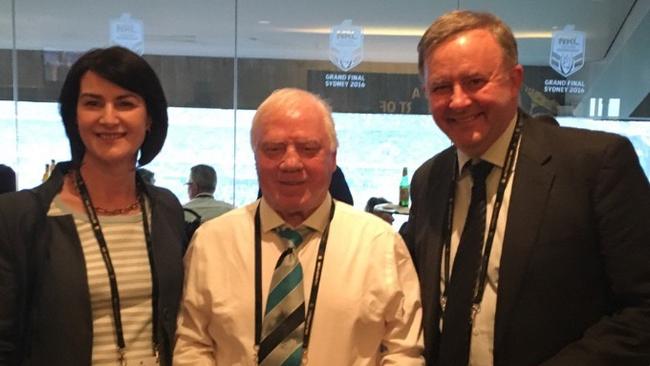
[443,115,520,366]
[174,195,424,365]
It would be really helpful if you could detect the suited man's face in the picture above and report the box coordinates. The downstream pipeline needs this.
[423,29,523,157]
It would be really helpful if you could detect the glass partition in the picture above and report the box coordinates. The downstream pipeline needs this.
[0,0,16,185]
[460,0,650,174]
[7,0,237,206]
[234,0,458,213]
[2,0,648,224]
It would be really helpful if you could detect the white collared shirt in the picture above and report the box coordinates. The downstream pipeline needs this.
[175,195,424,365]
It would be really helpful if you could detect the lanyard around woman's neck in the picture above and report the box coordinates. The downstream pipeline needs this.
[74,170,160,365]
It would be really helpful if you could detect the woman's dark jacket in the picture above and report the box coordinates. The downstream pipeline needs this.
[0,162,186,365]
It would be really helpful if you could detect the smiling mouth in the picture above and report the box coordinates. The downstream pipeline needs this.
[449,113,482,123]
[96,132,126,140]
[280,181,305,186]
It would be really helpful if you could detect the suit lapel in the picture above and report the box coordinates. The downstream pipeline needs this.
[423,149,456,291]
[494,116,555,352]
[417,148,456,363]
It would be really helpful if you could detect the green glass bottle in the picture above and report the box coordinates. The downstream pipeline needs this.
[399,167,409,207]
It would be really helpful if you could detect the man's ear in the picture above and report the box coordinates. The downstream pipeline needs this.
[509,64,524,94]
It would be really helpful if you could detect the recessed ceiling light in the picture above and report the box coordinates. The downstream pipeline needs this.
[258,20,271,25]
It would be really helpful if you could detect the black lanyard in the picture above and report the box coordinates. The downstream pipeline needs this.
[254,200,335,363]
[75,171,159,364]
[441,117,523,318]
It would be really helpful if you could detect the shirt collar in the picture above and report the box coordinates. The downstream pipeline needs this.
[194,192,214,199]
[457,113,518,176]
[259,193,333,234]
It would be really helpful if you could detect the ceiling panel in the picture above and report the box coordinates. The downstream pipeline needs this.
[0,0,639,65]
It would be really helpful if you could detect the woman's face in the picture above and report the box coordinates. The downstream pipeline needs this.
[76,71,149,168]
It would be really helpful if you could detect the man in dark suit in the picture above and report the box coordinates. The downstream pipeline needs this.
[404,10,650,366]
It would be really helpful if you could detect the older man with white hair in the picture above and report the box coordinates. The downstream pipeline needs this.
[174,88,424,365]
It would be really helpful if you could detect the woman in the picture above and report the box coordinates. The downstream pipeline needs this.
[0,46,185,365]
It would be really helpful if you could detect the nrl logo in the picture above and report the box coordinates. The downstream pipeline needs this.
[329,20,364,72]
[549,25,585,78]
[109,13,145,55]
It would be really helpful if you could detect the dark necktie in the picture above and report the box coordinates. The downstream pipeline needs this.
[438,160,493,366]
[259,227,308,366]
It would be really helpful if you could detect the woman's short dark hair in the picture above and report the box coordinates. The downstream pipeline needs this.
[58,46,168,166]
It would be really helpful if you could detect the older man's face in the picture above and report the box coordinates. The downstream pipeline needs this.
[254,100,336,224]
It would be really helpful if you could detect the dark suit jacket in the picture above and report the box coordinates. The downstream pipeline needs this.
[330,166,354,205]
[0,162,186,365]
[405,113,650,365]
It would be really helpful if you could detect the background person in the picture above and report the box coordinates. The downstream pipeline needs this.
[137,167,156,185]
[174,88,424,365]
[365,196,395,224]
[0,164,16,194]
[405,10,650,366]
[183,164,234,223]
[329,165,354,205]
[0,46,185,366]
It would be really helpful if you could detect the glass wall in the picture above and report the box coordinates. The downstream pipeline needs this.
[2,0,649,227]
[1,0,237,203]
[0,0,16,182]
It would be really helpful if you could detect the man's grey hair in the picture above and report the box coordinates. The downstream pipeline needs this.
[190,164,217,193]
[250,88,339,151]
[417,10,519,79]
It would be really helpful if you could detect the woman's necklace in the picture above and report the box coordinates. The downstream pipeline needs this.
[94,200,141,215]
[72,171,141,216]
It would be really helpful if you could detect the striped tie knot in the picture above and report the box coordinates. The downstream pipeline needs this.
[276,227,308,249]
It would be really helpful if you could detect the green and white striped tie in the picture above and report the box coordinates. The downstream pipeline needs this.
[259,227,309,366]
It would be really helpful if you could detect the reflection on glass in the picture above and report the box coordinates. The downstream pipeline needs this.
[2,0,648,210]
